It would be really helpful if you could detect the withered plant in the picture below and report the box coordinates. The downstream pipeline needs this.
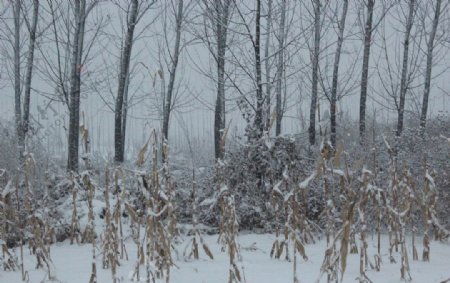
[101,168,120,282]
[113,167,128,260]
[81,172,97,283]
[183,169,213,261]
[143,137,174,283]
[216,159,244,283]
[0,173,18,272]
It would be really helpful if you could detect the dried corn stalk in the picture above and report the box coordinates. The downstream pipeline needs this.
[0,175,18,272]
[101,169,120,283]
[81,172,97,283]
[216,159,243,283]
[183,169,213,260]
[143,137,174,283]
[113,167,128,261]
[69,174,81,245]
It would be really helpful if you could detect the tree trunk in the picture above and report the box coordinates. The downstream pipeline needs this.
[121,71,130,156]
[22,0,40,146]
[330,0,348,147]
[162,0,184,147]
[67,0,89,172]
[264,0,273,132]
[396,0,415,137]
[114,0,138,163]
[13,0,23,165]
[420,0,442,135]
[275,0,286,136]
[359,0,374,144]
[309,0,320,145]
[214,1,230,160]
[254,0,263,138]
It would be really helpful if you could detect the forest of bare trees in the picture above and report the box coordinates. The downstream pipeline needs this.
[0,0,447,170]
[0,1,450,283]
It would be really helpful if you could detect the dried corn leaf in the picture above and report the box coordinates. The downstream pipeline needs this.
[203,243,214,260]
[125,202,139,223]
[277,241,286,259]
[295,239,308,261]
[232,263,241,282]
[135,139,149,167]
[270,240,278,258]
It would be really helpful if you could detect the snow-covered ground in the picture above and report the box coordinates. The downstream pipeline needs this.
[1,233,449,283]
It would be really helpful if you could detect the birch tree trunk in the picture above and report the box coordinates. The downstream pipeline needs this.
[162,0,184,148]
[396,0,415,137]
[359,0,375,144]
[330,0,348,147]
[114,0,139,163]
[214,1,231,160]
[275,0,286,136]
[309,0,321,146]
[419,0,442,135]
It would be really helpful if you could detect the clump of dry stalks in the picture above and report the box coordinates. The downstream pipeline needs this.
[0,170,18,272]
[102,168,120,282]
[69,173,82,245]
[183,169,213,261]
[315,142,353,283]
[81,172,98,283]
[140,136,176,283]
[270,160,309,283]
[312,136,450,283]
[216,159,244,283]
[24,153,53,279]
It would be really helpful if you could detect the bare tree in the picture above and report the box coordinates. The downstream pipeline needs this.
[214,0,231,159]
[7,0,40,167]
[67,0,99,172]
[308,0,321,146]
[396,0,416,136]
[264,0,273,133]
[36,0,104,171]
[419,0,443,135]
[198,0,232,160]
[162,0,184,151]
[329,0,349,147]
[114,0,155,163]
[114,0,140,163]
[359,0,375,143]
[254,0,263,137]
[275,0,286,136]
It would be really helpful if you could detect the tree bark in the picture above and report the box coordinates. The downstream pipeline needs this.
[162,0,184,147]
[254,0,263,138]
[67,0,90,172]
[396,0,415,137]
[359,0,375,144]
[330,0,348,147]
[12,0,39,168]
[22,0,39,145]
[114,0,138,163]
[214,1,230,160]
[13,0,23,164]
[309,0,321,145]
[264,0,273,132]
[420,0,442,135]
[275,0,286,136]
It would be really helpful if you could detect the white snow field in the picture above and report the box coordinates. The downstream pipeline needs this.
[1,233,449,283]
